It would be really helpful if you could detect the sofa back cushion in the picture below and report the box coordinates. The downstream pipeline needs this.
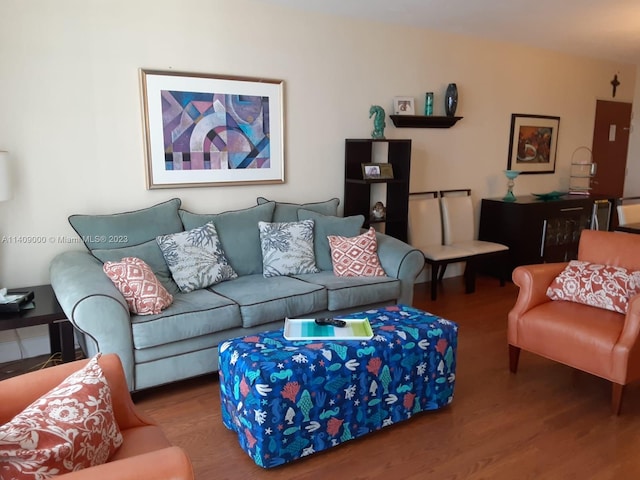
[68,198,184,294]
[297,209,365,271]
[257,196,339,223]
[179,202,275,276]
[69,198,183,250]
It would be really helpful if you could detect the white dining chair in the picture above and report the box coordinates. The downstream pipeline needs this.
[408,192,475,300]
[616,197,640,225]
[439,189,509,290]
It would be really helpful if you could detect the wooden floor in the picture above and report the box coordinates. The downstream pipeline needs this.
[131,276,640,479]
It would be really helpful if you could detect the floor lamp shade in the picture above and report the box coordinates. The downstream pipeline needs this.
[0,151,11,202]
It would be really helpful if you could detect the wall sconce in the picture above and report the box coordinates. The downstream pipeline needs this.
[0,151,12,202]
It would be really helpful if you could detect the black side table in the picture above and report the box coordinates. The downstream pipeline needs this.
[0,284,75,363]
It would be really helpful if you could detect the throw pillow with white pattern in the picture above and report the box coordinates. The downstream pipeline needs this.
[259,220,320,278]
[157,222,237,293]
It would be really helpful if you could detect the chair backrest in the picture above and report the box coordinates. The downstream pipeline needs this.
[579,229,640,271]
[440,193,475,245]
[408,192,442,247]
[617,201,640,225]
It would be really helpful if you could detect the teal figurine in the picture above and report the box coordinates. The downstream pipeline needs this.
[369,105,386,139]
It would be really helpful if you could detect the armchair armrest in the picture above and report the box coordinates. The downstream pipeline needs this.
[57,446,194,480]
[50,250,136,390]
[510,263,567,314]
[375,232,425,306]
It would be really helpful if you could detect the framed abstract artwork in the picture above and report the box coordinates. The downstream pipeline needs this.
[140,69,284,188]
[507,114,560,174]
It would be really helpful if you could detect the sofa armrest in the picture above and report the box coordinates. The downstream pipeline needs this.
[57,446,194,480]
[50,250,136,391]
[375,232,425,306]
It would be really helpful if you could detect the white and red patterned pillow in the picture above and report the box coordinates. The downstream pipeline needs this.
[327,227,386,277]
[103,257,173,315]
[546,260,640,314]
[0,354,123,479]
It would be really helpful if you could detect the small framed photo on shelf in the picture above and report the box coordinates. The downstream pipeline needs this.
[361,163,394,180]
[362,163,381,179]
[393,96,415,115]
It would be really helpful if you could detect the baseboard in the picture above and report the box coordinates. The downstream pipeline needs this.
[0,334,50,364]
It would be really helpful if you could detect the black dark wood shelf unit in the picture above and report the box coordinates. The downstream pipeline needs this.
[344,138,411,242]
[389,115,463,128]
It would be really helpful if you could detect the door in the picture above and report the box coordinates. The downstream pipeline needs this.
[590,100,632,197]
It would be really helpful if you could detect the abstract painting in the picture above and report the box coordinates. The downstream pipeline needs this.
[140,70,284,188]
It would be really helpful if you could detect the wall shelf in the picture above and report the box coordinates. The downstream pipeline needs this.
[389,115,463,128]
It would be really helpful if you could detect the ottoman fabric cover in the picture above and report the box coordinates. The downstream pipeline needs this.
[218,305,458,468]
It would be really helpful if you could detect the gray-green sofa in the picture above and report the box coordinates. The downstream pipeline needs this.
[50,198,425,392]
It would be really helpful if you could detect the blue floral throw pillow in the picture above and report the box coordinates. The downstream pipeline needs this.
[258,220,320,278]
[156,222,237,293]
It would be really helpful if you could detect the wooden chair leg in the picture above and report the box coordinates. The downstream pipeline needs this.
[438,264,447,282]
[508,345,520,373]
[430,264,439,301]
[612,383,625,415]
[464,261,476,294]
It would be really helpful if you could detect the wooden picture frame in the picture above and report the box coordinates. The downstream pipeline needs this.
[393,96,415,115]
[507,113,560,174]
[140,69,285,189]
[362,163,393,180]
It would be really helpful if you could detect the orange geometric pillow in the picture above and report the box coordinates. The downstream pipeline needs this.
[546,260,640,314]
[328,227,386,277]
[103,257,173,315]
[0,354,123,479]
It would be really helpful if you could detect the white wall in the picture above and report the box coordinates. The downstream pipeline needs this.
[0,0,637,360]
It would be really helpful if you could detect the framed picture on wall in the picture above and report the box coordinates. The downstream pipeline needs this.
[393,96,415,115]
[140,69,285,189]
[507,113,560,174]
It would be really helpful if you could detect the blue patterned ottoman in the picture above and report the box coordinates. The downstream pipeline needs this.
[218,305,458,468]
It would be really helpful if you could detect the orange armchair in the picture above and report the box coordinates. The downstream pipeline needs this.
[508,230,640,415]
[0,354,194,479]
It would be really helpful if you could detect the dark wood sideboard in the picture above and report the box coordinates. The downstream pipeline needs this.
[479,195,614,275]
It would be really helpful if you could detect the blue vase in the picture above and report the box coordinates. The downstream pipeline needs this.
[444,83,458,117]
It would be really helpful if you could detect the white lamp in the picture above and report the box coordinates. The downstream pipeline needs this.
[0,151,12,202]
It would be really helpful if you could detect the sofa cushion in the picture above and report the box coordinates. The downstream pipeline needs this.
[546,260,640,314]
[70,199,184,295]
[130,289,241,349]
[297,209,365,272]
[69,198,183,250]
[293,271,399,311]
[157,222,238,293]
[0,354,123,478]
[179,202,275,276]
[258,220,320,278]
[257,196,339,222]
[102,257,174,315]
[209,274,327,328]
[328,227,386,277]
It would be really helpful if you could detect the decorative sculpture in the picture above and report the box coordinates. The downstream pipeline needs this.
[371,201,386,220]
[369,105,386,139]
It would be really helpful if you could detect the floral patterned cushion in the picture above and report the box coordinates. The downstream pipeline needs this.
[546,260,640,314]
[103,257,174,315]
[258,220,320,278]
[328,227,386,277]
[0,354,123,479]
[157,222,238,293]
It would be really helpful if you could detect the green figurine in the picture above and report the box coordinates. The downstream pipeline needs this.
[369,105,386,139]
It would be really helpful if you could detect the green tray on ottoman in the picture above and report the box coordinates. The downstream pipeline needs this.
[218,305,458,468]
